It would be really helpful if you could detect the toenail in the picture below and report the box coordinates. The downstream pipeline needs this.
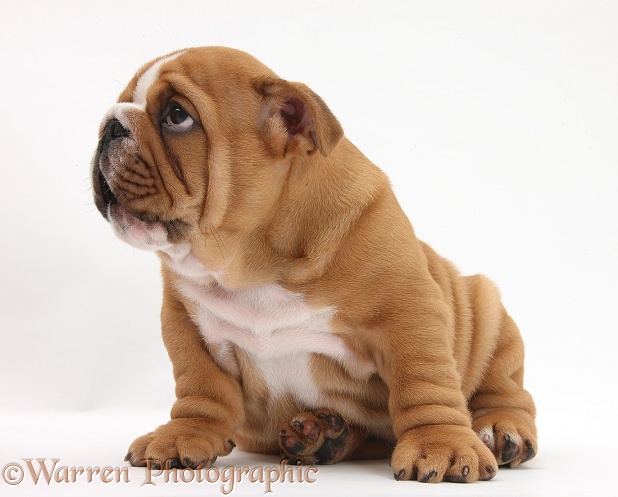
[444,473,467,483]
[480,465,497,481]
[462,465,470,476]
[394,468,406,480]
[522,439,536,462]
[419,469,437,483]
[501,437,520,462]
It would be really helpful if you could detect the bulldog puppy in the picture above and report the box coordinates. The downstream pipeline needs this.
[92,47,537,483]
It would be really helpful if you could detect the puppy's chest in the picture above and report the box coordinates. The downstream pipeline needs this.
[165,247,365,405]
[177,278,339,356]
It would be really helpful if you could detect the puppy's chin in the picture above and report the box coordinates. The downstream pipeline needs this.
[108,204,173,251]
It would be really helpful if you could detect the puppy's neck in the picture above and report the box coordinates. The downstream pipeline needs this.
[267,138,389,283]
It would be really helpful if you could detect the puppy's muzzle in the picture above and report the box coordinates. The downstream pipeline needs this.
[92,118,132,218]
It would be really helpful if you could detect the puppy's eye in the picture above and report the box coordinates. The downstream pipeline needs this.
[163,103,194,131]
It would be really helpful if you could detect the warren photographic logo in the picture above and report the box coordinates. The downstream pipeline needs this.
[2,458,318,494]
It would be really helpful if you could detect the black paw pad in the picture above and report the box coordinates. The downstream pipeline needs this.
[314,427,349,464]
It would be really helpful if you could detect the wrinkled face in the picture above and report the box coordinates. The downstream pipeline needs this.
[91,48,277,251]
[92,47,342,257]
[94,51,193,250]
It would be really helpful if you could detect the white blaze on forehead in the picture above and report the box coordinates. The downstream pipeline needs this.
[99,51,186,132]
[131,50,185,109]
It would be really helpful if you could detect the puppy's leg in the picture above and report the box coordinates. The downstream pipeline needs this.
[469,309,538,468]
[387,294,498,483]
[279,410,384,465]
[125,272,244,469]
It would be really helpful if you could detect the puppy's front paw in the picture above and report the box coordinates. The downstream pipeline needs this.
[278,410,350,465]
[391,425,498,483]
[125,418,235,469]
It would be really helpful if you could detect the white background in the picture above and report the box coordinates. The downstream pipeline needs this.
[1,0,616,495]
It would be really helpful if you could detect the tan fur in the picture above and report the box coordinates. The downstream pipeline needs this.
[93,47,537,482]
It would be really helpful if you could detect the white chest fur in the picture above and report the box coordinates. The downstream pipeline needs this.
[162,244,367,407]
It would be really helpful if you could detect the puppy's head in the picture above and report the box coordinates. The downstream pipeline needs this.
[92,47,343,252]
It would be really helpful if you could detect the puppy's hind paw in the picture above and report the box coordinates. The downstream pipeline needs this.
[278,410,352,465]
[473,410,537,467]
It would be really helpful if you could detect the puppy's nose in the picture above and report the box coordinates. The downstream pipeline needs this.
[104,118,130,140]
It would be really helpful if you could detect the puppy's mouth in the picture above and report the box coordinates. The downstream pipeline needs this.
[97,168,118,211]
[94,165,188,248]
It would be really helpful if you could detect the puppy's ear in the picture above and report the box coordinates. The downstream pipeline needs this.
[257,78,343,158]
